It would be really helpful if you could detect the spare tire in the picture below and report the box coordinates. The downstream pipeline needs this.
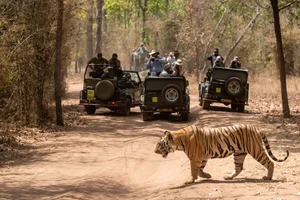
[95,80,115,100]
[161,84,182,104]
[225,77,244,97]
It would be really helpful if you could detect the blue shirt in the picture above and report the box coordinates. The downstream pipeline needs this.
[146,56,164,73]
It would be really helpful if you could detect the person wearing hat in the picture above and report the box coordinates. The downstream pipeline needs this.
[213,56,225,68]
[207,48,223,69]
[228,56,241,69]
[172,60,183,77]
[164,52,175,74]
[145,50,164,75]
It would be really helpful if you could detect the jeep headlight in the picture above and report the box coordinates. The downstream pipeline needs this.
[141,95,144,103]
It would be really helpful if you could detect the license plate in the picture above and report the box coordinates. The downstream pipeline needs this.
[152,97,158,102]
[87,90,95,98]
[157,108,172,112]
[216,88,221,93]
[221,99,232,103]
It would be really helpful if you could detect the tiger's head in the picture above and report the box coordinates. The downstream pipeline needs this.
[154,131,175,158]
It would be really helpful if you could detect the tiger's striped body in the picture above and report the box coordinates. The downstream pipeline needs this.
[154,124,289,184]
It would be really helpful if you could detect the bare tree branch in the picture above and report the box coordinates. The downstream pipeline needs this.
[255,0,269,9]
[223,6,268,65]
[279,0,299,11]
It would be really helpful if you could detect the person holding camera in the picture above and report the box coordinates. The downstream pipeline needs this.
[213,56,225,68]
[166,52,175,66]
[145,50,164,75]
[207,48,223,69]
[228,56,241,69]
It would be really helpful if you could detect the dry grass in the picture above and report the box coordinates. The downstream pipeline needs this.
[249,74,300,100]
[248,73,300,115]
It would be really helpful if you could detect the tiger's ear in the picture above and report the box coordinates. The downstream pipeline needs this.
[164,131,173,140]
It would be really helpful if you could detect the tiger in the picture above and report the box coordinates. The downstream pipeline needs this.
[154,124,289,184]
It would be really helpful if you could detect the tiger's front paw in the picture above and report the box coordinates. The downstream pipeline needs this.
[223,175,233,180]
[262,176,272,180]
[199,171,212,179]
[184,176,196,184]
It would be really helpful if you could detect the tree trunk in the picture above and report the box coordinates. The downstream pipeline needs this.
[86,0,94,60]
[142,0,147,43]
[138,0,148,44]
[95,0,104,54]
[165,0,169,13]
[270,0,290,118]
[75,39,79,73]
[285,7,295,75]
[54,0,64,126]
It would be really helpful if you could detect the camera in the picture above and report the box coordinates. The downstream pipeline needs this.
[151,57,155,61]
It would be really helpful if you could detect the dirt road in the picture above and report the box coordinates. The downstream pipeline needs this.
[0,76,299,200]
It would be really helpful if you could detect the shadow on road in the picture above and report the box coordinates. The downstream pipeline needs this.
[170,178,282,189]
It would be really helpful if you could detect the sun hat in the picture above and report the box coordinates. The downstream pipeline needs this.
[149,50,159,55]
[175,59,182,65]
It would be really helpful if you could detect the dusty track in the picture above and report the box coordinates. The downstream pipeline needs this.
[0,76,299,200]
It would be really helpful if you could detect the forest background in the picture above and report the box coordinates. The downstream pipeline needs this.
[0,0,299,127]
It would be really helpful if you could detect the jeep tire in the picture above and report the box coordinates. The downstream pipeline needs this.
[85,105,96,115]
[95,80,115,100]
[231,104,238,110]
[119,98,131,116]
[142,112,150,121]
[225,77,244,97]
[237,104,245,112]
[161,84,182,104]
[181,113,189,121]
[202,100,210,110]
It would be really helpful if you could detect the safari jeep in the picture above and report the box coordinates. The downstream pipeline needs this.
[199,67,249,112]
[140,74,190,121]
[79,64,143,115]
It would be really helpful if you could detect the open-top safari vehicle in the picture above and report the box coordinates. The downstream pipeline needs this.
[140,73,190,121]
[79,64,143,115]
[199,67,249,112]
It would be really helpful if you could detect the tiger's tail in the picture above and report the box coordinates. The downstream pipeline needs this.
[259,129,289,162]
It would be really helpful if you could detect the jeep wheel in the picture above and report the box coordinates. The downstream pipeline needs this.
[231,104,238,110]
[181,113,189,121]
[161,84,182,104]
[225,77,244,97]
[95,80,115,100]
[199,96,203,106]
[142,112,150,121]
[237,104,245,112]
[85,105,96,115]
[120,98,131,116]
[202,100,210,110]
